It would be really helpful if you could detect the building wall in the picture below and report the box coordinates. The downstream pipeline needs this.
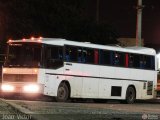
[117,38,144,47]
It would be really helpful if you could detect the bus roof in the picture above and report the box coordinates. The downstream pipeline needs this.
[9,38,156,55]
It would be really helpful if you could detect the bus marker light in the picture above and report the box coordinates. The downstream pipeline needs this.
[39,36,42,39]
[31,37,35,41]
[22,38,26,41]
[37,37,42,42]
[8,39,12,42]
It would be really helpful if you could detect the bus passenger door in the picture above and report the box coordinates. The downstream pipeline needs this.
[43,45,64,96]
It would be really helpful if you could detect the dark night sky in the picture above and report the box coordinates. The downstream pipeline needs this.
[87,0,160,45]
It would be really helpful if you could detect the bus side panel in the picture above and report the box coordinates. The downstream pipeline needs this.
[99,66,115,99]
[43,68,64,96]
[64,63,83,98]
[37,69,46,84]
[99,66,155,100]
[69,77,83,97]
[81,64,99,98]
[126,69,156,100]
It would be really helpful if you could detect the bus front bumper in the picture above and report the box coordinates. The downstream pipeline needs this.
[1,83,44,94]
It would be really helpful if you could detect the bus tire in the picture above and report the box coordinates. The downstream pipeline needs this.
[125,86,136,104]
[56,83,69,102]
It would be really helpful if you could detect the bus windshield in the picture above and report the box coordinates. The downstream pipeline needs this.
[4,42,42,67]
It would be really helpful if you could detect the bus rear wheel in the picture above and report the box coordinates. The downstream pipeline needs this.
[125,86,136,104]
[56,83,69,102]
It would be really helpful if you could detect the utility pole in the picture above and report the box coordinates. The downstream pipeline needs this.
[136,0,143,46]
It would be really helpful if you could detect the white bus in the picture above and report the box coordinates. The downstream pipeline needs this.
[1,38,157,103]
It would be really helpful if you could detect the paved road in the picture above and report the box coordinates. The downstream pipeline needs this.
[4,99,160,120]
[0,99,32,120]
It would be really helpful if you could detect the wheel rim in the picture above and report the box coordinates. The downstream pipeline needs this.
[127,87,135,103]
[128,90,134,101]
[58,87,66,100]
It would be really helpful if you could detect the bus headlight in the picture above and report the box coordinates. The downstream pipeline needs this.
[23,84,39,93]
[1,84,15,92]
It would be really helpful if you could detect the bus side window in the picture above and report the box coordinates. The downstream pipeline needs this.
[145,56,155,70]
[65,46,77,62]
[51,47,59,59]
[65,47,70,62]
[58,47,63,60]
[99,50,110,65]
[120,52,125,67]
[114,52,119,65]
[128,54,134,67]
[113,52,125,67]
[139,55,144,69]
[78,48,83,63]
[143,56,147,69]
[83,48,94,64]
[70,47,77,62]
[46,48,50,59]
[82,49,87,63]
[113,52,120,66]
[133,54,140,68]
[45,46,63,68]
[151,56,155,70]
[99,50,104,65]
[110,51,113,65]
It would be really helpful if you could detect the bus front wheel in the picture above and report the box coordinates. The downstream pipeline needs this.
[125,86,136,104]
[56,83,69,102]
